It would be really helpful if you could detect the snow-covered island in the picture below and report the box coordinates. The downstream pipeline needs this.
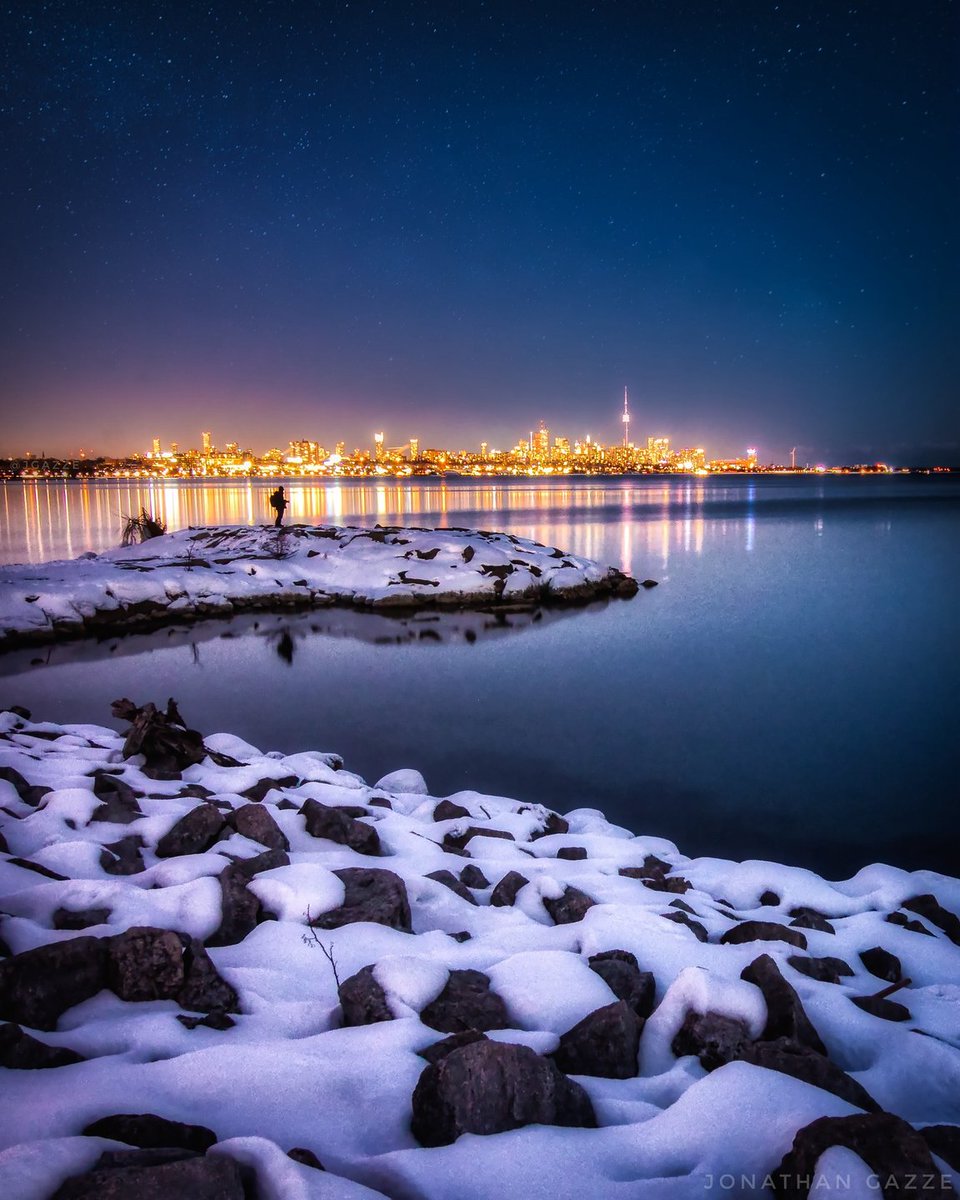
[0,701,958,1199]
[0,524,639,651]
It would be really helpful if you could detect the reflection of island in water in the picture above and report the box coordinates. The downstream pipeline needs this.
[6,600,603,675]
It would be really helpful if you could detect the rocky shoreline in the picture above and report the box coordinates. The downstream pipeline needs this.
[0,701,958,1198]
[0,524,639,652]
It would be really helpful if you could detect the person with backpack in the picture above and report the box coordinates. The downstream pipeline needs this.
[269,485,288,528]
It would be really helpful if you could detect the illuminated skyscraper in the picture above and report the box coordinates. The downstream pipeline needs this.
[374,432,385,463]
[152,437,161,456]
[622,387,631,448]
[202,431,212,456]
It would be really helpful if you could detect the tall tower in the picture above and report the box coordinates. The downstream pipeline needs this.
[622,387,631,448]
[202,431,211,456]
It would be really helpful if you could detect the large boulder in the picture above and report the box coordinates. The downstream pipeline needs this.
[155,804,226,858]
[300,798,380,856]
[0,1022,85,1068]
[741,954,827,1055]
[311,868,412,932]
[89,772,143,824]
[740,1038,880,1113]
[773,1113,952,1198]
[551,1000,643,1078]
[903,894,960,945]
[99,836,146,876]
[339,965,393,1027]
[786,955,854,985]
[419,970,510,1034]
[227,804,289,851]
[543,886,595,925]
[672,1010,753,1071]
[588,950,656,1018]
[0,936,108,1031]
[107,928,184,1002]
[50,1148,245,1200]
[425,870,478,906]
[410,1038,596,1147]
[81,1113,217,1153]
[859,946,902,983]
[490,871,529,907]
[207,851,288,946]
[719,921,807,950]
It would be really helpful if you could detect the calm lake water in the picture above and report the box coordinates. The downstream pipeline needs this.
[2,475,958,879]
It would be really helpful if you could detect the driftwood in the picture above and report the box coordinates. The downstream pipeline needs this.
[120,508,167,547]
[111,698,207,778]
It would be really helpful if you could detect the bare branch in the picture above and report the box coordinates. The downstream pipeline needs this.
[302,907,342,990]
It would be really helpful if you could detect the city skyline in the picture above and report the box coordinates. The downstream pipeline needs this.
[2,2,957,465]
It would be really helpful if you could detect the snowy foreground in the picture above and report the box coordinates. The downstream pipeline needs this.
[1,707,959,1200]
[0,524,638,649]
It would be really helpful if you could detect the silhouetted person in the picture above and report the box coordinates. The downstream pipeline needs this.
[269,485,288,527]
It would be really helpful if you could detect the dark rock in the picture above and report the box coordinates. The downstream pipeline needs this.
[773,1112,950,1198]
[300,798,380,856]
[89,771,143,824]
[759,890,780,906]
[490,871,529,907]
[433,800,470,822]
[0,936,107,1030]
[287,1148,324,1170]
[788,906,836,934]
[240,775,299,803]
[543,886,595,925]
[741,1038,880,1113]
[312,867,412,932]
[786,955,854,985]
[904,894,960,945]
[410,1038,596,1147]
[851,994,911,1022]
[426,870,479,905]
[229,848,290,879]
[53,907,111,931]
[588,950,656,1018]
[176,1011,235,1030]
[100,836,146,876]
[106,928,185,1002]
[720,921,807,950]
[642,874,692,895]
[640,578,658,589]
[338,965,393,1026]
[155,804,226,858]
[420,969,510,1034]
[227,804,289,851]
[556,846,587,860]
[672,1010,752,1070]
[5,856,69,880]
[0,764,50,806]
[207,862,265,947]
[859,945,902,983]
[50,1148,245,1200]
[741,954,827,1055]
[443,826,515,853]
[920,1124,960,1172]
[368,796,393,810]
[0,1022,85,1068]
[177,937,239,1014]
[449,931,472,943]
[111,697,208,779]
[459,865,489,889]
[886,911,933,935]
[669,898,697,914]
[530,812,570,840]
[551,1000,642,1079]
[81,1113,217,1153]
[418,1030,487,1063]
[662,910,709,941]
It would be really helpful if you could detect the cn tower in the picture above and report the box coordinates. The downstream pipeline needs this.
[622,386,631,448]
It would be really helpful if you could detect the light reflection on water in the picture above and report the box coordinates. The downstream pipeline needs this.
[2,475,958,878]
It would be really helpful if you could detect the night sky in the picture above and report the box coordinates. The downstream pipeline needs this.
[1,1,956,464]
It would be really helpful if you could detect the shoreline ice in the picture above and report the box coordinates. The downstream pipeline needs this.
[0,703,958,1198]
[0,523,638,652]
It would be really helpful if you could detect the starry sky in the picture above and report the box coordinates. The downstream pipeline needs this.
[1,1,957,464]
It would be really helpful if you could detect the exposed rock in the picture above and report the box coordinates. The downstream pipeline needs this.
[0,1022,85,1068]
[53,907,111,931]
[788,906,836,934]
[50,1148,245,1200]
[176,1011,235,1031]
[433,800,470,822]
[662,910,709,941]
[551,1000,642,1079]
[177,937,239,1014]
[741,954,827,1055]
[155,804,226,858]
[111,697,207,779]
[339,965,393,1026]
[740,1038,881,1113]
[529,812,570,840]
[207,861,265,947]
[311,868,412,932]
[556,846,587,860]
[859,945,903,983]
[443,826,515,853]
[425,870,479,905]
[227,803,289,851]
[410,1038,596,1147]
[851,994,911,1022]
[904,894,960,945]
[300,798,380,856]
[459,865,489,889]
[418,1030,488,1064]
[89,771,143,824]
[287,1148,324,1170]
[786,955,854,985]
[773,1112,951,1198]
[419,969,510,1034]
[0,936,108,1031]
[240,775,299,803]
[672,1010,753,1071]
[490,871,529,907]
[106,928,184,1002]
[886,911,933,936]
[920,1124,960,1172]
[759,890,780,906]
[543,885,595,925]
[99,835,146,876]
[720,921,807,950]
[588,949,656,1018]
[81,1113,217,1153]
[5,856,68,880]
[0,764,51,805]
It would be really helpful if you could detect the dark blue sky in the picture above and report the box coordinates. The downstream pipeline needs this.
[1,1,956,464]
